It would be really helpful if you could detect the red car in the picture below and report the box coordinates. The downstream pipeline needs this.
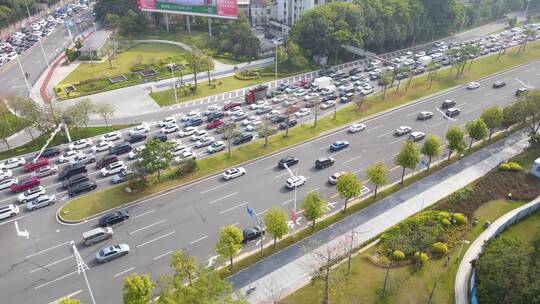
[206,119,224,130]
[10,176,40,193]
[297,79,310,87]
[223,101,242,110]
[23,157,49,172]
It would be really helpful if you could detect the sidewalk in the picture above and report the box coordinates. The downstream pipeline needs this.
[454,195,540,304]
[229,130,531,303]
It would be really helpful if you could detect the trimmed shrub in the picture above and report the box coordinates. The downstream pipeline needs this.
[446,187,475,205]
[392,250,406,261]
[508,162,522,171]
[431,242,448,255]
[499,163,511,171]
[414,251,429,264]
[452,213,468,225]
[441,218,452,227]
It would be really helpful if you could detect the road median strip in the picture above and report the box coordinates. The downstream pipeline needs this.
[58,40,540,223]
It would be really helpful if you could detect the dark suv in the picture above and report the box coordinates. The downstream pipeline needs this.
[315,157,335,169]
[37,147,61,158]
[279,119,298,130]
[98,210,130,227]
[126,134,146,143]
[96,155,118,169]
[278,156,299,169]
[62,173,90,189]
[441,99,456,109]
[242,226,264,244]
[68,180,97,197]
[233,133,254,145]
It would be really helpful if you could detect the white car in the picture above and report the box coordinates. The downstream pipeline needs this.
[178,126,197,138]
[17,186,46,203]
[409,131,426,141]
[467,82,480,90]
[0,169,12,180]
[129,123,150,135]
[195,136,215,148]
[100,161,126,177]
[303,92,319,101]
[204,105,220,115]
[348,123,366,133]
[158,117,176,127]
[207,141,226,153]
[100,131,122,142]
[170,145,187,156]
[222,167,246,180]
[272,94,287,104]
[174,151,197,163]
[128,146,145,159]
[245,120,262,132]
[182,110,200,122]
[285,175,307,189]
[293,89,307,97]
[68,138,92,151]
[69,153,96,165]
[6,52,17,61]
[295,108,310,118]
[320,100,336,109]
[0,157,25,169]
[328,171,347,185]
[161,124,179,134]
[92,141,114,153]
[0,177,17,190]
[58,151,84,163]
[250,100,268,110]
[360,88,375,95]
[26,194,56,211]
[0,204,19,220]
[191,130,208,141]
[242,116,259,126]
[395,126,412,136]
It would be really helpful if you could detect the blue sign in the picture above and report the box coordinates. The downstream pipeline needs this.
[246,206,254,218]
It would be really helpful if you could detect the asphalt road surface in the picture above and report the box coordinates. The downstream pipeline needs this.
[0,56,537,303]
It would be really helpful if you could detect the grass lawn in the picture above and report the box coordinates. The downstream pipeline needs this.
[509,146,540,172]
[144,30,211,50]
[1,112,25,137]
[60,43,189,85]
[496,209,540,243]
[281,200,525,304]
[0,125,133,160]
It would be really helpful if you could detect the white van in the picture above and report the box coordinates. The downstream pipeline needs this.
[83,227,113,245]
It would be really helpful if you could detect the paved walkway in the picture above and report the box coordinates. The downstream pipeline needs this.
[454,195,540,304]
[229,130,531,303]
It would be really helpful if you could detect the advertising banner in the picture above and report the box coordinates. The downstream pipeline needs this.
[138,0,238,19]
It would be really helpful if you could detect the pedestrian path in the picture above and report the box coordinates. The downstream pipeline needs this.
[229,130,531,303]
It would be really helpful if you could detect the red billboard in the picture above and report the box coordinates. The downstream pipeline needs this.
[137,0,238,19]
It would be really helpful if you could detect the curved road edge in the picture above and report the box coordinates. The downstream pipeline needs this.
[454,195,540,304]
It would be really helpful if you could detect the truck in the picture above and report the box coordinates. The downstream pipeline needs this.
[418,55,433,66]
[313,76,333,90]
[245,85,268,104]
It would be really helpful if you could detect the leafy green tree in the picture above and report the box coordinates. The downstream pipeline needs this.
[508,16,517,28]
[336,172,362,212]
[123,273,154,304]
[222,122,240,156]
[94,103,115,129]
[466,119,488,152]
[426,61,440,89]
[215,226,243,269]
[119,10,148,36]
[134,139,174,178]
[394,66,410,92]
[481,106,503,140]
[521,28,538,52]
[502,103,521,131]
[170,250,197,286]
[264,207,289,247]
[302,191,327,230]
[394,140,420,184]
[378,71,393,100]
[420,135,442,172]
[446,126,467,161]
[366,162,388,198]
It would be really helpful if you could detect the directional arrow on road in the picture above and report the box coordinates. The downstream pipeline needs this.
[14,221,29,239]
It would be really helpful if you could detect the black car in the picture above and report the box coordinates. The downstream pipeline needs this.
[62,172,89,189]
[38,147,61,158]
[126,134,146,143]
[515,88,529,96]
[98,210,130,227]
[322,94,337,102]
[441,99,456,109]
[492,81,506,88]
[278,156,299,169]
[348,67,362,76]
[207,111,224,122]
[233,133,254,145]
[279,119,298,130]
[109,142,132,155]
[242,226,264,244]
[68,180,97,197]
[445,108,461,118]
[271,115,287,123]
[152,134,168,142]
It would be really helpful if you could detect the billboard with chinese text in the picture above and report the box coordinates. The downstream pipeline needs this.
[138,0,238,19]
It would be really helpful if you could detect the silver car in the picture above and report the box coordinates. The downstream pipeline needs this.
[26,194,56,211]
[31,165,58,178]
[95,244,130,263]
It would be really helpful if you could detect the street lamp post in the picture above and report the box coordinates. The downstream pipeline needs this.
[71,241,97,304]
[23,0,49,67]
[457,239,470,260]
[15,55,33,99]
[524,0,531,18]
[170,62,178,104]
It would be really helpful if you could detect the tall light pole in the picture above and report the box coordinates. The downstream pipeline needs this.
[283,164,299,235]
[274,42,278,79]
[15,55,33,99]
[71,241,97,304]
[524,0,531,18]
[457,239,470,260]
[170,63,178,104]
[23,0,49,67]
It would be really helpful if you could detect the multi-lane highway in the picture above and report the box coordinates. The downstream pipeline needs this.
[0,55,537,303]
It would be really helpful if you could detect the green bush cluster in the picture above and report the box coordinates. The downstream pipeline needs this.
[452,213,468,225]
[234,68,261,80]
[392,250,405,261]
[431,242,448,255]
[414,251,429,264]
[499,162,522,171]
[446,186,475,205]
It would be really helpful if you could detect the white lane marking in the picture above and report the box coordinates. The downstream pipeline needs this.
[0,214,30,227]
[389,137,407,145]
[113,267,135,278]
[133,209,155,219]
[136,231,175,248]
[281,199,294,205]
[515,77,534,88]
[406,112,418,117]
[230,222,239,226]
[129,219,167,235]
[190,235,208,245]
[308,187,320,193]
[377,130,393,138]
[331,150,349,157]
[263,165,275,171]
[48,290,82,304]
[257,209,268,216]
[353,167,364,174]
[429,121,446,128]
[465,106,482,114]
[200,183,226,194]
[435,108,457,121]
[219,202,248,215]
[153,250,173,261]
[29,255,73,273]
[208,192,238,205]
[365,125,383,133]
[34,270,77,290]
[25,241,70,259]
[14,220,29,239]
[389,166,401,172]
[343,155,363,164]
[274,171,290,179]
[318,145,329,150]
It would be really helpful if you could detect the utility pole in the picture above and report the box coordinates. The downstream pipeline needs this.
[524,0,531,18]
[274,42,278,79]
[71,241,97,304]
[170,62,178,104]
